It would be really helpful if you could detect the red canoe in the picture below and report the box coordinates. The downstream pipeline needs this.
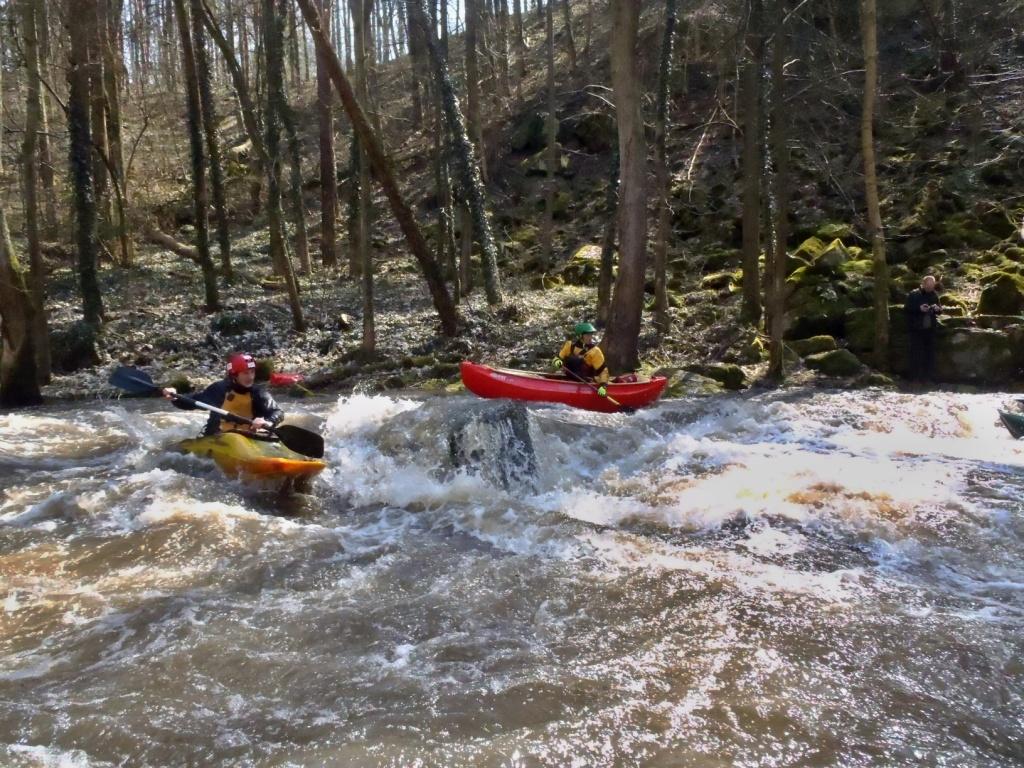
[460,361,668,413]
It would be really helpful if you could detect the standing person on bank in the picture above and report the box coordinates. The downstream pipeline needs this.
[904,275,942,383]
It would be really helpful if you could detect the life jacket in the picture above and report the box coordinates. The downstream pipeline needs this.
[219,388,254,432]
[563,340,608,381]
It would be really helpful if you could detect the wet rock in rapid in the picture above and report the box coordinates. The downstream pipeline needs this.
[446,401,537,490]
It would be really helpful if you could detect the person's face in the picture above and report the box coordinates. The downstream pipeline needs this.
[235,369,256,388]
[922,277,936,291]
[581,333,594,345]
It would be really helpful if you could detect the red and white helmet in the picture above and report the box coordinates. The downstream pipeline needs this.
[227,353,256,377]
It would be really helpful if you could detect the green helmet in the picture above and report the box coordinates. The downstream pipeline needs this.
[574,322,597,336]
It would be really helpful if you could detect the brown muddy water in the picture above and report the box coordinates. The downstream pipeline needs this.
[1,390,1022,767]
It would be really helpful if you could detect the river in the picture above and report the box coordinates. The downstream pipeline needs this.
[1,390,1022,767]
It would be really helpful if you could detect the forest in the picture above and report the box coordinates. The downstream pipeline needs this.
[1,0,1023,405]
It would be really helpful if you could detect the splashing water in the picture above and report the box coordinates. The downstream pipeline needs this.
[1,390,1022,766]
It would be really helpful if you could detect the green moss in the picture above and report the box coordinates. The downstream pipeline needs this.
[788,335,838,356]
[253,358,274,382]
[977,271,1024,315]
[816,223,854,241]
[804,349,863,377]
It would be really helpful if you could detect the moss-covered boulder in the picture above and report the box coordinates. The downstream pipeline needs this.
[560,244,602,285]
[254,358,274,382]
[686,363,747,390]
[789,335,838,356]
[974,315,1021,331]
[977,271,1024,316]
[804,349,863,377]
[700,270,739,291]
[785,272,855,339]
[557,112,616,153]
[816,222,854,241]
[510,111,547,153]
[937,327,1019,383]
[51,320,101,373]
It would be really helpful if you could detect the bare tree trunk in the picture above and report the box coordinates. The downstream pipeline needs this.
[297,0,459,335]
[559,0,577,78]
[596,151,618,326]
[653,0,677,336]
[411,0,503,304]
[100,0,133,266]
[862,0,889,369]
[265,0,307,330]
[67,0,106,325]
[464,0,487,181]
[351,0,375,350]
[316,0,339,268]
[0,60,43,406]
[191,0,232,279]
[540,0,556,272]
[19,0,52,382]
[174,0,221,310]
[602,0,647,373]
[767,0,789,380]
[740,0,763,326]
[36,0,59,236]
[87,0,113,241]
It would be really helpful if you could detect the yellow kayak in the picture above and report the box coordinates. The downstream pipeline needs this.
[178,432,327,483]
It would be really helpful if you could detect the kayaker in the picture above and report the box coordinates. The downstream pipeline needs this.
[904,274,942,383]
[162,353,284,435]
[553,322,610,395]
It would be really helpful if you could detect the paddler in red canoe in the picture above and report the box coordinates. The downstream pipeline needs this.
[552,322,611,397]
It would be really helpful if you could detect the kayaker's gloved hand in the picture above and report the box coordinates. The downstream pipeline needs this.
[251,417,272,431]
[161,387,177,400]
[552,357,563,369]
[597,386,607,397]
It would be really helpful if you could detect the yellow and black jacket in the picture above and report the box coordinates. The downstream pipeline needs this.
[558,340,610,384]
[172,379,284,435]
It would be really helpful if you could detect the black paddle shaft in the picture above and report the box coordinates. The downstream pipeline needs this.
[109,366,325,458]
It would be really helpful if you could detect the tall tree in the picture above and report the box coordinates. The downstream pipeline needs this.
[602,0,647,373]
[265,0,307,330]
[540,0,557,272]
[19,0,52,381]
[351,0,376,350]
[316,0,339,268]
[464,0,487,180]
[596,151,619,326]
[559,0,577,78]
[862,0,889,369]
[99,0,132,266]
[173,0,221,310]
[0,56,43,406]
[191,0,232,279]
[739,0,764,326]
[411,0,503,304]
[652,0,677,336]
[67,0,105,326]
[296,0,459,335]
[766,0,790,380]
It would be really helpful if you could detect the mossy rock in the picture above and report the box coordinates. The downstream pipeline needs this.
[700,270,740,291]
[401,354,436,369]
[558,111,616,153]
[511,224,540,250]
[211,312,263,336]
[841,259,875,277]
[816,223,854,241]
[794,236,828,261]
[785,273,854,339]
[50,320,101,373]
[560,244,602,286]
[700,248,742,272]
[853,372,897,389]
[817,239,852,271]
[938,293,970,315]
[686,363,747,390]
[974,315,1022,331]
[510,111,547,153]
[804,349,863,377]
[940,212,999,249]
[976,271,1024,315]
[788,335,838,356]
[937,328,1019,383]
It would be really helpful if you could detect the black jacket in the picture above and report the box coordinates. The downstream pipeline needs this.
[904,288,941,332]
[172,378,284,435]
